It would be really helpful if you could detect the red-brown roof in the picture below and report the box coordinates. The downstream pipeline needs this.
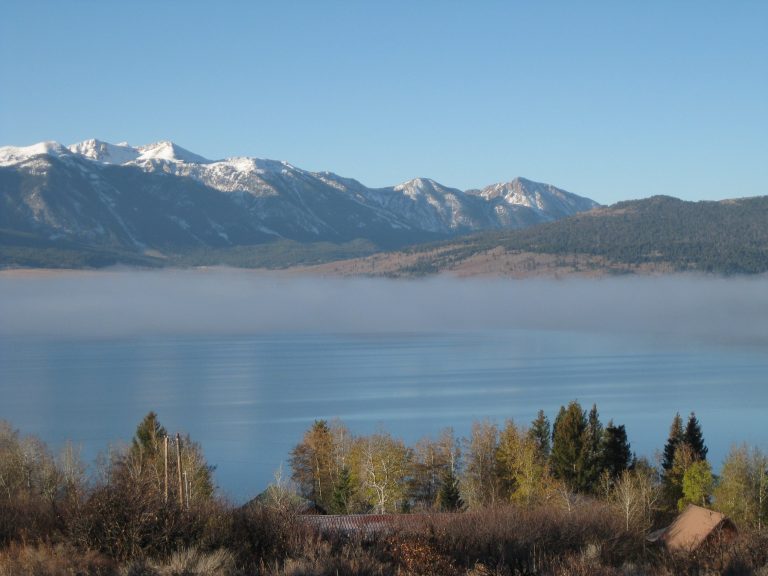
[302,513,455,537]
[660,505,736,551]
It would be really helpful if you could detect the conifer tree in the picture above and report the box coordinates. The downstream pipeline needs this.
[578,404,604,492]
[662,413,685,471]
[602,421,631,480]
[437,466,463,511]
[550,401,586,490]
[331,465,354,514]
[130,411,166,462]
[528,409,551,462]
[684,412,708,462]
[124,412,213,506]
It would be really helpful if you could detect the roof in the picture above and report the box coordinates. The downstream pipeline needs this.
[301,513,456,537]
[658,505,736,551]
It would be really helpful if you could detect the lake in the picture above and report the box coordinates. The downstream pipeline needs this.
[1,328,767,502]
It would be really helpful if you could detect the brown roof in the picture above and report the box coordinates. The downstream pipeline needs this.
[302,513,457,537]
[660,505,735,551]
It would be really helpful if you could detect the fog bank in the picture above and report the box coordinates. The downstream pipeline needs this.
[1,270,767,346]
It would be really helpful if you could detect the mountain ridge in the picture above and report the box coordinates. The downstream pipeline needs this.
[0,139,599,268]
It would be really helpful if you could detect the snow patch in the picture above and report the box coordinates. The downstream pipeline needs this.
[0,141,69,166]
[136,141,210,164]
[68,139,140,165]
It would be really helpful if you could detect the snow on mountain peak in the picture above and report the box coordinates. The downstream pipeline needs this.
[393,177,444,195]
[68,139,140,164]
[0,141,70,166]
[467,177,599,214]
[136,141,210,164]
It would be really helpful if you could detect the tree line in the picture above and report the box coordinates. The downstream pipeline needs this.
[1,408,767,574]
[289,401,768,530]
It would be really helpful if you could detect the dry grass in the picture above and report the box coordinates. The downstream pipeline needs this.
[150,548,235,576]
[0,543,115,576]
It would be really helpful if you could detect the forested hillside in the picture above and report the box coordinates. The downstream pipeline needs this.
[347,195,768,277]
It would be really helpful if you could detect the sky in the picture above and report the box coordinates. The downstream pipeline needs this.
[1,1,766,205]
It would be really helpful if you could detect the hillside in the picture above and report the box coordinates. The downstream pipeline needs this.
[303,195,768,277]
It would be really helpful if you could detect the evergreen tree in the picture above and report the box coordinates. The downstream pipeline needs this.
[602,421,631,480]
[124,413,213,505]
[528,409,551,462]
[684,412,708,462]
[578,404,604,492]
[130,411,167,462]
[662,413,685,472]
[331,465,354,514]
[550,400,586,490]
[437,466,463,511]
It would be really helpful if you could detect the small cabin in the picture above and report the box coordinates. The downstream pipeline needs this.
[648,504,737,552]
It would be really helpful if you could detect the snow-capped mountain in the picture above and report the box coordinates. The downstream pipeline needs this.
[0,139,599,258]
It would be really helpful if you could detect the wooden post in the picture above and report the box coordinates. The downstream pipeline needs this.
[183,470,189,510]
[176,433,184,508]
[164,435,169,504]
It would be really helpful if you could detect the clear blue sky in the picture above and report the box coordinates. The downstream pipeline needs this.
[2,1,766,204]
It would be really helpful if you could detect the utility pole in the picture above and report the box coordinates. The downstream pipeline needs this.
[176,433,184,508]
[164,435,169,504]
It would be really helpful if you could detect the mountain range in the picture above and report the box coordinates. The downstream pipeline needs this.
[0,139,598,268]
[3,139,765,276]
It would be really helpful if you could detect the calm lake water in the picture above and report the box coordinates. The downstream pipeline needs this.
[1,329,767,502]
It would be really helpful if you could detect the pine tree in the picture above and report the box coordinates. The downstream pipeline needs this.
[578,404,604,492]
[331,465,354,513]
[528,409,551,462]
[126,413,213,505]
[550,400,586,490]
[684,412,708,462]
[437,466,463,511]
[130,411,166,462]
[602,421,631,480]
[662,413,685,471]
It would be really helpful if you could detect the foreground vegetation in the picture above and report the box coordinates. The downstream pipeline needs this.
[1,406,767,575]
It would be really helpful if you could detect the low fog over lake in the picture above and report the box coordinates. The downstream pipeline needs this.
[1,270,767,500]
